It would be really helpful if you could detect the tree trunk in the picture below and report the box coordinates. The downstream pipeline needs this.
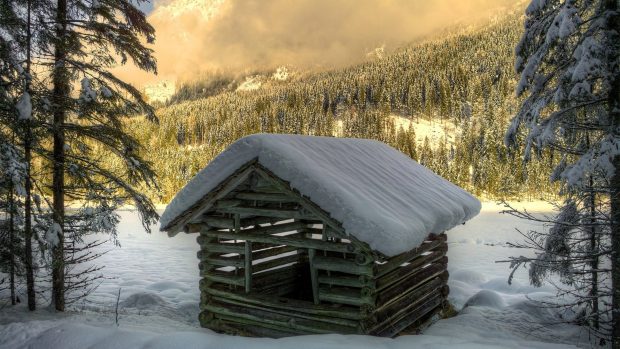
[611,156,620,348]
[587,176,598,329]
[51,0,68,312]
[23,0,36,311]
[609,1,620,346]
[8,191,15,306]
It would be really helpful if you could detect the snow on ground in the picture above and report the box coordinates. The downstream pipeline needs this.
[0,201,589,348]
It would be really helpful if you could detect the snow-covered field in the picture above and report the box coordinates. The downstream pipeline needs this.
[0,202,589,348]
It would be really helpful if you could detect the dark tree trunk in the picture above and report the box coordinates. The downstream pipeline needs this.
[23,0,36,311]
[609,0,620,345]
[587,176,598,329]
[51,0,68,312]
[8,191,15,306]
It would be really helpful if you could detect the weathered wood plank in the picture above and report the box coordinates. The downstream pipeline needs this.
[218,206,317,220]
[252,253,301,273]
[200,272,245,287]
[244,241,252,293]
[376,239,445,277]
[202,243,245,255]
[211,295,361,328]
[252,245,299,261]
[377,263,448,307]
[308,248,320,305]
[206,230,357,254]
[205,285,363,320]
[313,256,375,276]
[318,286,374,307]
[374,276,444,321]
[318,274,375,288]
[373,294,443,337]
[376,250,448,291]
[205,301,358,334]
[165,162,256,236]
[234,192,298,202]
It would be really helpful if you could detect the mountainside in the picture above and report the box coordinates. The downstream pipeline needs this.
[126,12,558,203]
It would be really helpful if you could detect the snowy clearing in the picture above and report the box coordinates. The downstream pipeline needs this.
[0,202,589,348]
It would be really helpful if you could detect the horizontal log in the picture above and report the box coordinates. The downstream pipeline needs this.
[203,216,235,229]
[253,253,302,273]
[376,239,445,277]
[205,300,358,334]
[165,162,255,236]
[241,221,307,236]
[318,274,375,288]
[202,243,245,255]
[221,321,303,338]
[198,233,304,249]
[373,294,443,337]
[234,192,299,202]
[206,230,357,254]
[377,264,448,307]
[218,206,317,220]
[213,199,243,209]
[211,295,360,328]
[374,276,444,322]
[313,256,375,276]
[376,250,448,291]
[252,264,302,290]
[205,285,363,320]
[203,256,245,268]
[253,245,299,261]
[319,286,374,307]
[200,272,245,287]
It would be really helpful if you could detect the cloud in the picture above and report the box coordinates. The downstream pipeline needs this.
[117,0,520,86]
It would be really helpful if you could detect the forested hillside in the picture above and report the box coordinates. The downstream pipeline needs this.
[127,13,558,203]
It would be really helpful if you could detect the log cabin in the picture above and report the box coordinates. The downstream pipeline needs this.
[160,134,480,337]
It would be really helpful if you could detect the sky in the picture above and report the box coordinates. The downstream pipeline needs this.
[120,0,523,87]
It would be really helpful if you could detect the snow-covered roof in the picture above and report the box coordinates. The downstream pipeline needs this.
[160,134,480,256]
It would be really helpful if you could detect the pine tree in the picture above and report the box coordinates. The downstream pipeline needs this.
[43,0,159,311]
[504,0,620,344]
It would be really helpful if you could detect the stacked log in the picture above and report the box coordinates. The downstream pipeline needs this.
[191,171,450,337]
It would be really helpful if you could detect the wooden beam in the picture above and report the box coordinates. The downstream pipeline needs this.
[252,253,301,273]
[376,250,447,291]
[313,255,375,276]
[308,248,320,305]
[205,230,358,254]
[318,274,375,289]
[234,192,298,202]
[375,239,445,277]
[200,272,245,287]
[218,206,316,220]
[244,242,252,292]
[318,286,374,306]
[205,285,363,320]
[165,162,256,236]
[211,296,360,328]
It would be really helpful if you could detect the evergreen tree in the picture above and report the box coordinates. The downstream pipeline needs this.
[45,0,159,311]
[504,0,620,344]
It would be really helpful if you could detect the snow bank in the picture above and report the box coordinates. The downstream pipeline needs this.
[0,318,581,349]
[161,134,481,256]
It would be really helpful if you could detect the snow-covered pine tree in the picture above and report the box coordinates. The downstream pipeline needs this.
[43,0,159,311]
[504,0,620,344]
[0,0,38,309]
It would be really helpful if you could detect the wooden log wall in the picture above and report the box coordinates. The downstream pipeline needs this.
[368,233,449,336]
[192,171,450,338]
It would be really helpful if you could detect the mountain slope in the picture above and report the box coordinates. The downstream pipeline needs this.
[126,12,558,202]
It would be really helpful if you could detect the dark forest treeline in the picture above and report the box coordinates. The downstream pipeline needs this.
[127,13,558,203]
